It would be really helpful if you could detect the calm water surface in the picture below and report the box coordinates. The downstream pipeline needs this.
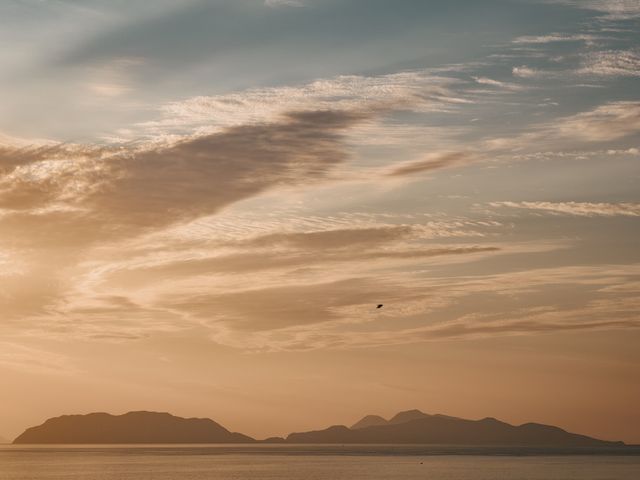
[1,445,639,480]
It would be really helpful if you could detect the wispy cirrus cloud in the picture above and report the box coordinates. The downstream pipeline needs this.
[489,201,640,217]
[0,342,79,375]
[552,101,640,142]
[264,0,304,7]
[0,109,371,249]
[543,0,640,19]
[385,151,475,177]
[309,312,640,350]
[579,49,640,77]
[0,0,638,356]
[1,0,639,447]
[472,76,525,91]
[102,239,500,287]
[137,70,467,140]
[512,65,550,79]
[190,263,640,351]
[27,229,513,346]
[0,108,379,322]
[484,101,640,150]
[511,49,640,81]
[512,33,600,44]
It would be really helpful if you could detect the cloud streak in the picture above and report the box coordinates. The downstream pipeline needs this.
[0,109,370,248]
[386,152,475,176]
[552,101,640,142]
[191,263,640,351]
[579,49,640,78]
[544,0,640,19]
[511,49,640,81]
[512,33,599,44]
[490,201,640,217]
[265,0,304,7]
[139,70,466,140]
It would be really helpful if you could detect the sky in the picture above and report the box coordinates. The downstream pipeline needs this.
[0,0,639,444]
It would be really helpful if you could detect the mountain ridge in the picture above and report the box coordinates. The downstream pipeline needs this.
[12,409,626,447]
[351,414,388,430]
[13,411,254,444]
[288,411,624,446]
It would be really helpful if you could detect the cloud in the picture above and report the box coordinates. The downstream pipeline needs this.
[91,110,367,230]
[579,49,640,77]
[82,217,502,292]
[38,209,511,346]
[386,152,475,177]
[151,211,496,246]
[190,263,640,351]
[472,76,524,91]
[238,225,416,249]
[83,57,142,98]
[489,201,640,217]
[0,67,476,248]
[512,66,551,79]
[331,316,640,349]
[544,0,640,19]
[1,8,639,356]
[139,70,465,139]
[0,108,381,323]
[265,0,304,7]
[511,49,640,81]
[164,278,389,332]
[484,101,640,150]
[29,238,509,348]
[0,109,370,248]
[512,33,599,44]
[552,101,640,142]
[0,342,79,375]
[8,177,638,353]
[102,240,500,287]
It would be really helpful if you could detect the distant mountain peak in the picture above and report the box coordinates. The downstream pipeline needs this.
[388,409,431,425]
[353,409,463,430]
[351,415,388,430]
[480,416,504,424]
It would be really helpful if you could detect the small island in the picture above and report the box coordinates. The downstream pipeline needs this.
[13,411,254,444]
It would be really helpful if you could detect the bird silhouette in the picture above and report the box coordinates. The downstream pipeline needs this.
[376,304,384,309]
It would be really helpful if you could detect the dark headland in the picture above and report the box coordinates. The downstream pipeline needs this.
[13,409,627,447]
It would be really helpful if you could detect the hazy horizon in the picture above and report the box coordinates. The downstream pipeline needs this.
[1,0,638,446]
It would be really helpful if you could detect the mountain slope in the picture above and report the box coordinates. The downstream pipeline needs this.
[13,411,254,444]
[287,413,624,446]
[388,409,432,425]
[351,415,388,430]
[351,409,437,429]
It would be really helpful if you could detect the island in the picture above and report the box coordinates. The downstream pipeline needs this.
[287,409,625,446]
[13,409,626,447]
[13,411,254,444]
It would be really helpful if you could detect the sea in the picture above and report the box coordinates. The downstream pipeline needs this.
[1,444,639,480]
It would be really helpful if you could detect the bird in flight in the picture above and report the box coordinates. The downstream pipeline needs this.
[376,304,384,309]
